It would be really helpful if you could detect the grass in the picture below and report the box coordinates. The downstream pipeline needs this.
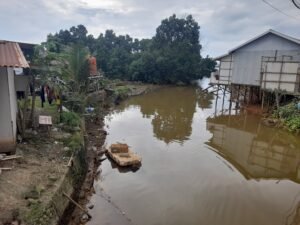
[33,97,58,115]
[61,111,81,127]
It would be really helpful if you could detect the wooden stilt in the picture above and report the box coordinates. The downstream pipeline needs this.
[214,85,219,116]
[261,91,265,110]
[222,86,226,114]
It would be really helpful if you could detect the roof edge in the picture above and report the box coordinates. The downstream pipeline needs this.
[228,29,300,53]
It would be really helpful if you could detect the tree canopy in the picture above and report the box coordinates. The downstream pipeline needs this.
[45,14,216,84]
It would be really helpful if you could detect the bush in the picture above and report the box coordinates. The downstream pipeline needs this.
[61,111,80,127]
[66,132,83,151]
[285,116,300,132]
[273,102,298,119]
[113,86,131,103]
[273,102,300,133]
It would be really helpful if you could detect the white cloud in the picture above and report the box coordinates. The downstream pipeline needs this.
[1,0,300,56]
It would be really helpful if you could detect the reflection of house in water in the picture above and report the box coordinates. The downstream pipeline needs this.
[206,114,300,182]
[123,87,198,144]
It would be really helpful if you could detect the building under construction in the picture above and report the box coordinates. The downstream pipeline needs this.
[210,29,300,108]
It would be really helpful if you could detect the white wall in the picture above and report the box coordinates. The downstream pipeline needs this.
[210,54,232,85]
[8,68,17,142]
[262,62,300,93]
[0,67,17,153]
[231,33,300,86]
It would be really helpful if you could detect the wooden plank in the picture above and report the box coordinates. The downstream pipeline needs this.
[39,116,52,125]
[63,192,92,219]
[0,156,22,161]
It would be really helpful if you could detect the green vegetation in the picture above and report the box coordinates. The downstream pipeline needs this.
[45,14,216,85]
[273,102,300,133]
[61,111,81,127]
[65,132,84,151]
[114,86,131,101]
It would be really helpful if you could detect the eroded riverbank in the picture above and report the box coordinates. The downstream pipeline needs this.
[64,83,162,225]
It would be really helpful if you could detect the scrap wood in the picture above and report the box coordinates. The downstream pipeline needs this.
[0,156,22,161]
[67,154,73,167]
[62,192,92,219]
[0,167,12,175]
[0,167,12,171]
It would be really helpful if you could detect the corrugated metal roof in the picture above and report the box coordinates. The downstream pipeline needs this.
[0,41,29,68]
[214,30,300,60]
[228,29,300,53]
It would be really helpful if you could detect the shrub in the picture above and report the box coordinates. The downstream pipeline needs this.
[273,102,300,133]
[61,111,80,127]
[285,116,300,132]
[273,102,298,119]
[66,132,83,151]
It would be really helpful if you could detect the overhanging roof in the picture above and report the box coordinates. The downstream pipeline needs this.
[213,53,230,61]
[228,29,300,53]
[0,41,29,68]
[214,29,300,61]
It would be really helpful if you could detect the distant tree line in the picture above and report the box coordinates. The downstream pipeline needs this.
[45,14,216,84]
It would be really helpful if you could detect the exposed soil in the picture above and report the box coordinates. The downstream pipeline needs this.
[64,83,160,225]
[0,83,160,225]
[63,113,108,225]
[0,129,71,224]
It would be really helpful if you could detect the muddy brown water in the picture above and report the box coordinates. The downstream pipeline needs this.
[87,82,300,225]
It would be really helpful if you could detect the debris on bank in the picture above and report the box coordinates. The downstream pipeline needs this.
[107,143,142,167]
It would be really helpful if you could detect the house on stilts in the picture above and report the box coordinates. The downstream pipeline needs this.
[210,29,300,108]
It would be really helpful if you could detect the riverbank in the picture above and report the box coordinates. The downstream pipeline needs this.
[63,82,161,225]
[0,102,87,225]
[0,82,162,225]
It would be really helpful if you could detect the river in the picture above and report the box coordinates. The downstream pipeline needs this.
[87,80,300,225]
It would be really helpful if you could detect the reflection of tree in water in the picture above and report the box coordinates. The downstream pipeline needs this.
[197,90,214,109]
[129,87,198,144]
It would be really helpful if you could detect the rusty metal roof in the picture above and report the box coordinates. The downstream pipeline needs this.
[0,41,29,68]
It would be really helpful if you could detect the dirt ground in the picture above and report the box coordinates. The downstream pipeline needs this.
[0,128,72,224]
[0,83,159,225]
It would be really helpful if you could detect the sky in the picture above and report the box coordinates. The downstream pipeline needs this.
[0,0,300,57]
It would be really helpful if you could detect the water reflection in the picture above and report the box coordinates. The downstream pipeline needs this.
[197,90,214,110]
[206,113,300,183]
[120,87,199,144]
[89,84,300,225]
[108,158,140,173]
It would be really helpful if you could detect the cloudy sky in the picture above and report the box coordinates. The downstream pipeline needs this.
[0,0,300,56]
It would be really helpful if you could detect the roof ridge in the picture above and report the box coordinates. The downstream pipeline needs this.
[227,29,300,53]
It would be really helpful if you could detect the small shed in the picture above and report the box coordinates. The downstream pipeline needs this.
[0,41,29,154]
[211,30,300,95]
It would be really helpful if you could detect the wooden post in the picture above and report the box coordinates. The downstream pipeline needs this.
[244,86,247,104]
[214,85,219,116]
[229,85,232,115]
[30,70,36,129]
[275,91,280,109]
[236,85,241,109]
[222,86,226,114]
[261,91,265,110]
